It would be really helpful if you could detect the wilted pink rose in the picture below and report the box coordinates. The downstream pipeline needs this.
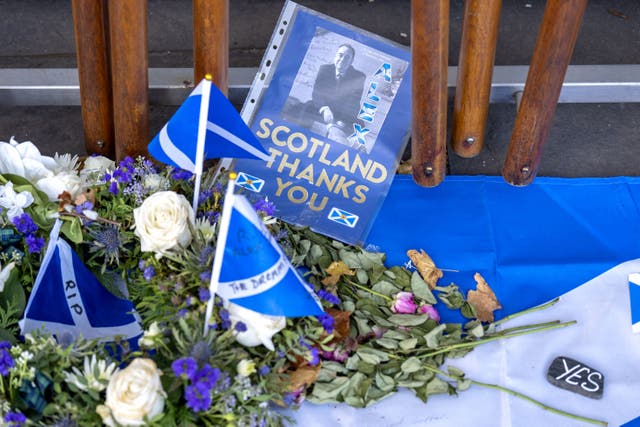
[418,304,440,322]
[391,292,417,314]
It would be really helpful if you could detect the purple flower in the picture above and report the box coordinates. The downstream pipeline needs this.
[143,266,156,281]
[321,347,349,363]
[308,347,320,366]
[172,357,198,380]
[193,364,220,389]
[253,198,276,216]
[3,411,27,427]
[0,341,14,376]
[25,234,45,254]
[177,308,188,318]
[172,169,193,181]
[108,181,119,195]
[12,213,37,235]
[418,304,440,322]
[317,289,340,305]
[234,321,247,333]
[391,291,417,314]
[316,313,334,334]
[219,308,231,329]
[198,288,211,302]
[185,381,212,412]
[258,365,270,376]
[199,271,211,283]
[198,189,213,204]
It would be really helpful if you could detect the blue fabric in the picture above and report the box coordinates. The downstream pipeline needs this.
[366,175,640,319]
[148,80,269,171]
[623,416,640,427]
[217,196,324,317]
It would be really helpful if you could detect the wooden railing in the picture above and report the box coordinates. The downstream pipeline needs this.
[72,0,587,187]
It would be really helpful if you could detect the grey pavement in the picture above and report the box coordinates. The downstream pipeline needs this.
[1,0,639,178]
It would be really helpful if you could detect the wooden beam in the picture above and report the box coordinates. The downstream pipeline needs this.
[451,0,502,158]
[71,0,114,157]
[193,0,229,93]
[108,0,150,160]
[503,0,588,185]
[411,0,449,187]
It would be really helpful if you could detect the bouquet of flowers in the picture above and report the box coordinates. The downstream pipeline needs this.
[0,137,605,427]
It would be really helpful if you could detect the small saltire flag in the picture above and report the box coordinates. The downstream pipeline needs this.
[628,273,640,334]
[148,79,270,172]
[208,182,323,317]
[20,221,142,341]
[328,207,359,228]
[236,171,265,193]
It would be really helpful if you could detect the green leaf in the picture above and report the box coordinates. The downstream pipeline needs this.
[339,249,362,269]
[357,347,390,362]
[399,337,418,351]
[400,356,422,373]
[1,270,26,314]
[447,366,465,379]
[0,328,17,344]
[411,272,437,304]
[424,324,447,348]
[311,377,350,402]
[426,376,451,395]
[61,218,84,243]
[371,280,400,297]
[374,337,399,350]
[388,313,429,327]
[374,371,396,392]
[461,301,477,319]
[356,269,369,285]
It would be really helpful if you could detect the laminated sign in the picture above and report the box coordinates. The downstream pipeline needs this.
[233,1,411,245]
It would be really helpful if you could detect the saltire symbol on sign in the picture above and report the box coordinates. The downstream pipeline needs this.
[236,172,265,193]
[327,207,359,228]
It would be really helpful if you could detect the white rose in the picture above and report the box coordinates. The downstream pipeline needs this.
[228,303,286,351]
[0,262,16,293]
[133,191,195,255]
[36,171,83,202]
[98,358,165,426]
[83,155,115,172]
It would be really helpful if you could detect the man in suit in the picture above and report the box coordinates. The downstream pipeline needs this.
[308,44,366,142]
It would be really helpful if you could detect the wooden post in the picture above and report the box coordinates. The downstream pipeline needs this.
[411,0,449,187]
[71,0,114,157]
[193,0,229,93]
[502,0,587,186]
[108,0,149,160]
[451,0,502,158]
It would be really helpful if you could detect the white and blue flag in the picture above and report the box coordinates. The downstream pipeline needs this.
[629,273,640,334]
[206,178,323,318]
[20,221,142,342]
[148,79,270,172]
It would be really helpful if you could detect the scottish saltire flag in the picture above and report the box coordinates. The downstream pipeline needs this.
[20,221,142,341]
[327,207,359,228]
[629,274,640,334]
[208,183,323,318]
[148,79,270,172]
[236,172,265,193]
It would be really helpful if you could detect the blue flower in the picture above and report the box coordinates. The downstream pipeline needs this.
[12,213,37,235]
[108,181,119,195]
[234,321,247,332]
[3,411,27,427]
[0,341,14,376]
[172,357,198,381]
[317,313,335,334]
[25,234,45,254]
[308,347,320,366]
[258,365,270,376]
[253,198,276,216]
[193,364,220,389]
[172,169,193,181]
[317,289,341,305]
[143,266,156,281]
[184,381,212,412]
[199,271,211,283]
[198,288,211,302]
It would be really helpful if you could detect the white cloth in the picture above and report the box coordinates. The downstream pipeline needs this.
[286,259,640,426]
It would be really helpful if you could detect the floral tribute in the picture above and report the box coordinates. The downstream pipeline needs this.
[0,138,605,426]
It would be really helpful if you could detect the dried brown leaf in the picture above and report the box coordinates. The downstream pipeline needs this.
[467,273,502,322]
[407,249,443,289]
[287,365,321,392]
[326,307,352,341]
[322,261,355,286]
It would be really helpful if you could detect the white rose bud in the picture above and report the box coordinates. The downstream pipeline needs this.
[133,191,195,256]
[36,171,83,202]
[98,358,166,426]
[228,303,286,351]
